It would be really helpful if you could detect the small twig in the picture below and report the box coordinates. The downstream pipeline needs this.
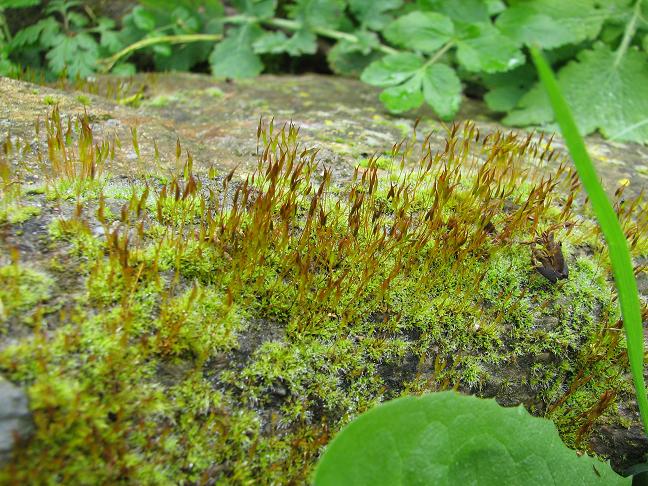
[99,33,223,73]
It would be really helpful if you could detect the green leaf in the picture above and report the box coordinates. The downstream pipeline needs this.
[496,0,606,49]
[379,75,424,113]
[361,53,423,87]
[336,30,380,55]
[0,0,41,7]
[231,0,276,19]
[210,24,264,79]
[46,32,99,77]
[496,7,573,49]
[349,0,403,30]
[455,22,525,73]
[287,0,346,30]
[11,17,59,47]
[314,392,627,485]
[328,42,382,76]
[643,34,648,52]
[384,12,454,53]
[422,63,461,120]
[505,44,648,143]
[132,6,157,32]
[483,64,536,112]
[253,29,317,55]
[417,0,491,23]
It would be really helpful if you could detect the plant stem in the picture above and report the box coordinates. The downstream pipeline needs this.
[423,41,455,68]
[99,34,223,72]
[100,14,401,74]
[614,0,641,67]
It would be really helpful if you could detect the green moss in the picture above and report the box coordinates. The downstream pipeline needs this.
[0,264,53,322]
[0,204,41,223]
[0,118,641,483]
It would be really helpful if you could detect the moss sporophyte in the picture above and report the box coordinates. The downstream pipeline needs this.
[0,108,646,483]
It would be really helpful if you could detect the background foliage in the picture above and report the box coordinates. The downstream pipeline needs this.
[1,0,648,142]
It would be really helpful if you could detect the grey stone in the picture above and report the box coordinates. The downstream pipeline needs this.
[0,376,32,465]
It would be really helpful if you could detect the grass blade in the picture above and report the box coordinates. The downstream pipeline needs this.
[529,46,648,435]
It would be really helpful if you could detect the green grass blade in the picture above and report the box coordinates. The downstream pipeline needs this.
[529,46,648,435]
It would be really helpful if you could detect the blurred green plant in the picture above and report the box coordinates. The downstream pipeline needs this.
[1,0,125,78]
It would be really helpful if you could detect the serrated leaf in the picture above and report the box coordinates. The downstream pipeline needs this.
[46,32,98,77]
[361,53,424,87]
[287,0,346,30]
[11,17,59,47]
[417,0,491,23]
[505,44,648,143]
[496,0,606,49]
[455,22,525,73]
[328,42,382,76]
[384,12,454,53]
[210,24,264,79]
[325,31,380,56]
[231,0,276,19]
[349,0,403,30]
[422,63,461,120]
[314,392,627,485]
[254,29,316,56]
[379,74,424,113]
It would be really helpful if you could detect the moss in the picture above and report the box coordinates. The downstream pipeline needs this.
[0,264,53,322]
[0,115,642,482]
[0,204,41,223]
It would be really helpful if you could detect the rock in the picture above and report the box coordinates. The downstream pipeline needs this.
[0,376,32,465]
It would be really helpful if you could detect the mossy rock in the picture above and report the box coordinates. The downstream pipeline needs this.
[0,74,646,483]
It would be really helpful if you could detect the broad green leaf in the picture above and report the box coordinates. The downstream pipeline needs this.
[495,6,574,49]
[384,12,453,53]
[455,22,525,73]
[483,64,536,112]
[417,0,491,23]
[210,24,264,79]
[333,30,380,55]
[314,392,627,485]
[361,53,423,87]
[287,0,346,30]
[422,63,461,120]
[497,0,605,48]
[349,0,403,30]
[643,34,648,52]
[132,6,157,32]
[379,74,424,113]
[505,44,648,143]
[231,0,276,19]
[485,0,506,14]
[327,42,382,76]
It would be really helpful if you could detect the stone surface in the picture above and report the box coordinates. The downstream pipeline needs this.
[0,377,31,465]
[1,73,646,195]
